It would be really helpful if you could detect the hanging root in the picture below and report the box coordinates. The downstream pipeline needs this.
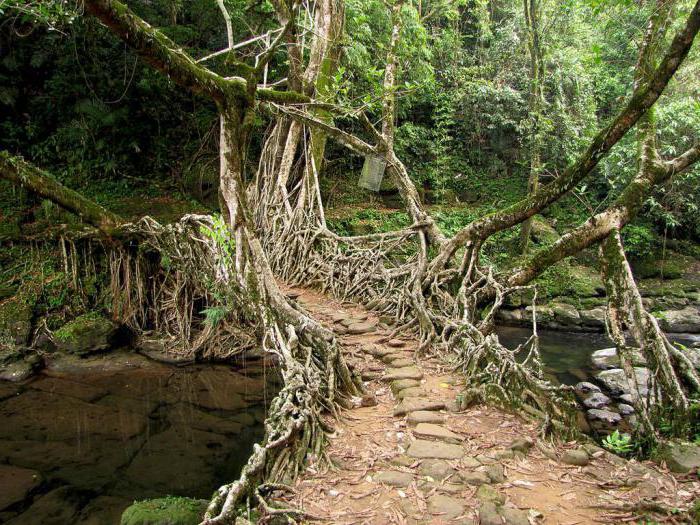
[601,231,700,444]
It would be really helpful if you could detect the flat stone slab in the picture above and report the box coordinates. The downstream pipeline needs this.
[347,322,377,334]
[460,470,490,486]
[418,459,455,481]
[384,367,423,381]
[396,387,426,400]
[390,379,421,394]
[364,345,393,357]
[407,439,463,459]
[394,400,445,417]
[340,317,365,327]
[381,353,409,364]
[387,339,405,348]
[407,410,446,425]
[428,494,464,519]
[375,471,413,487]
[413,423,462,443]
[389,358,414,368]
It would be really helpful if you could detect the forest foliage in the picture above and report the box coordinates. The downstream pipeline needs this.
[0,0,699,242]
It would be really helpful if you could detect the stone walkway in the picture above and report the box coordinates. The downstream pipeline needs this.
[278,286,700,524]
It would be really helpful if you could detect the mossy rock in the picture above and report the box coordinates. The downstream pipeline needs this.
[530,217,561,245]
[120,497,208,525]
[54,313,117,355]
[631,252,690,280]
[0,296,33,345]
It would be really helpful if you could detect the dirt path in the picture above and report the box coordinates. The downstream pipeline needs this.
[276,287,698,524]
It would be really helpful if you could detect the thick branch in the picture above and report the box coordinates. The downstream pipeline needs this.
[435,0,700,265]
[0,152,122,235]
[505,141,700,287]
[84,0,310,106]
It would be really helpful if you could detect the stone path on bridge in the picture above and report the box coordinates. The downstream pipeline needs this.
[278,286,698,524]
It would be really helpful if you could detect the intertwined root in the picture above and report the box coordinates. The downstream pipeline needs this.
[61,213,358,521]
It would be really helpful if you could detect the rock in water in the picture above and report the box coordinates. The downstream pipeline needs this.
[0,465,41,511]
[120,497,208,525]
[596,367,649,398]
[591,348,619,370]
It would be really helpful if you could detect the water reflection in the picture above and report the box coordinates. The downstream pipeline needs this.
[0,353,278,524]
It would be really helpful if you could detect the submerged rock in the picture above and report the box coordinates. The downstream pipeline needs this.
[0,465,41,512]
[53,314,117,355]
[120,497,208,525]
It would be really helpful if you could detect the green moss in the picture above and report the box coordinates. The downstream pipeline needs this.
[120,497,208,525]
[53,312,105,342]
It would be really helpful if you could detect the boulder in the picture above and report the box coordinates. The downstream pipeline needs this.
[551,302,581,327]
[6,486,83,525]
[596,367,650,399]
[618,403,635,416]
[53,315,117,355]
[120,497,208,525]
[591,347,645,370]
[561,449,590,466]
[659,441,700,473]
[574,382,601,396]
[591,348,619,370]
[583,392,611,409]
[508,437,534,454]
[659,307,700,333]
[586,408,621,426]
[580,307,606,328]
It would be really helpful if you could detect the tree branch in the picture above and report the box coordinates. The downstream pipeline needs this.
[0,152,123,235]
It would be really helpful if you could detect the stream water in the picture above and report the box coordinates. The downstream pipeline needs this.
[0,351,280,525]
[2,330,699,524]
